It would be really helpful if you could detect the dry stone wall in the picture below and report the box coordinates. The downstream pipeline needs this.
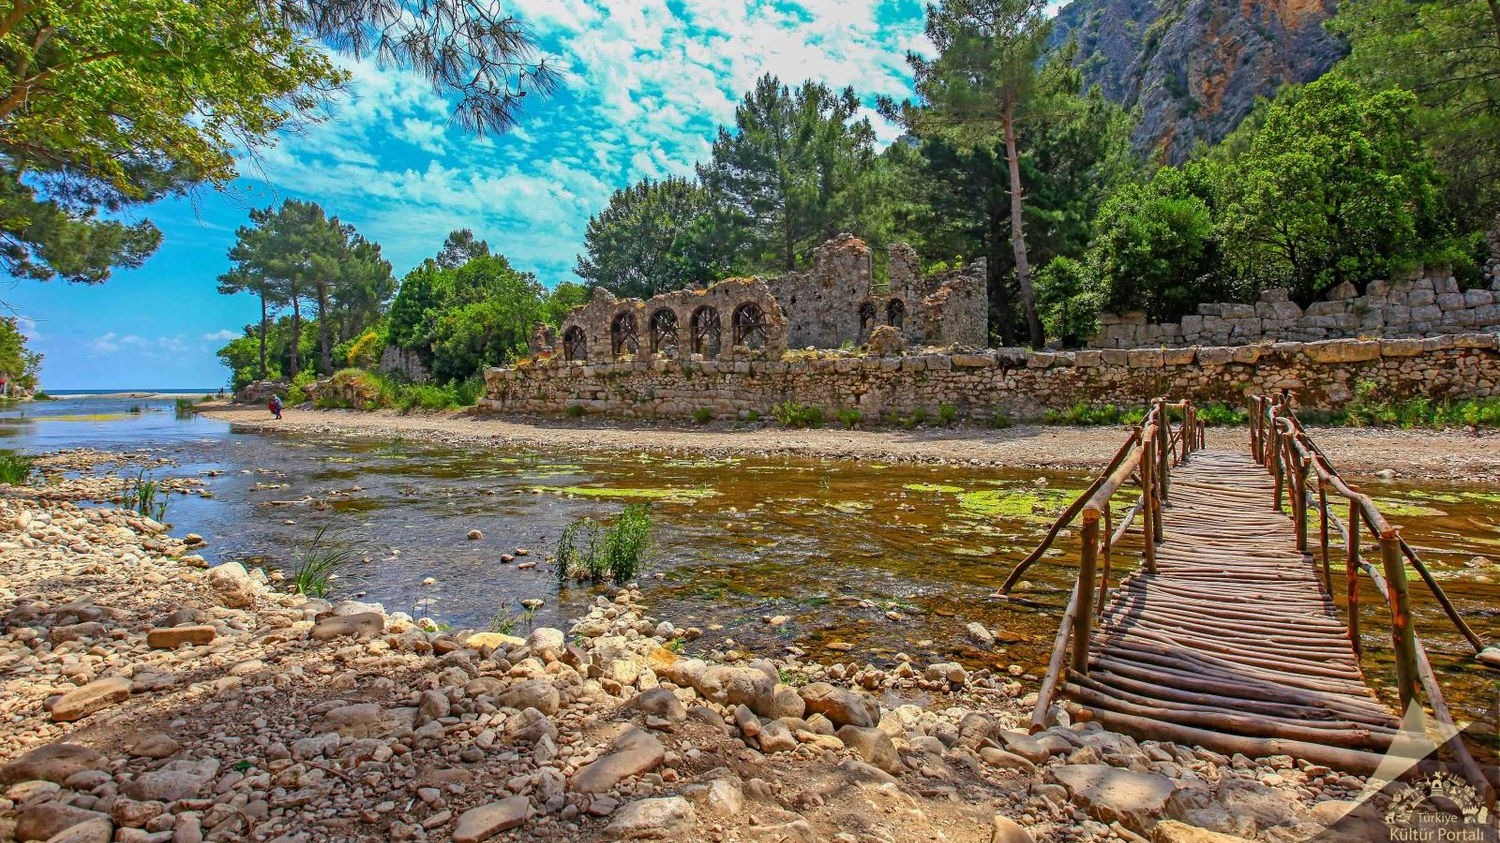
[1093,273,1500,348]
[484,333,1499,422]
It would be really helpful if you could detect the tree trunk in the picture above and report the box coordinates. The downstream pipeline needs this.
[1003,97,1044,348]
[289,296,301,382]
[784,214,795,272]
[317,280,332,375]
[257,294,268,380]
[988,203,1013,346]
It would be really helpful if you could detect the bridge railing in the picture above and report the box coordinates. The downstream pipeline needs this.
[998,397,1204,732]
[1250,393,1493,801]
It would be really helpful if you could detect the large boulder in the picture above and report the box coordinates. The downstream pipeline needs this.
[605,796,696,840]
[1051,764,1177,834]
[798,682,879,728]
[452,796,529,842]
[205,562,256,608]
[49,677,131,722]
[570,728,664,794]
[496,680,560,716]
[0,744,106,785]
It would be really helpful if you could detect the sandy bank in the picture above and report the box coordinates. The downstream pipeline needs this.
[199,403,1500,482]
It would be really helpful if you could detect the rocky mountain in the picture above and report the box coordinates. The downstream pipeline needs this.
[1051,0,1345,162]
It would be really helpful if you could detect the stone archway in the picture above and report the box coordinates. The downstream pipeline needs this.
[732,302,768,349]
[562,326,587,362]
[611,311,639,357]
[887,299,905,330]
[691,306,721,357]
[858,300,876,340]
[650,308,679,355]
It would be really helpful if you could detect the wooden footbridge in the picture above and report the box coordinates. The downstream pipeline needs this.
[1003,396,1495,800]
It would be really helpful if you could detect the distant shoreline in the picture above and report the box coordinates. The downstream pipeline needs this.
[42,390,219,399]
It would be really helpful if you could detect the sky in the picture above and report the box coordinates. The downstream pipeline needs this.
[4,0,1057,390]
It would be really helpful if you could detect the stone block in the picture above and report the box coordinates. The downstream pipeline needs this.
[1433,276,1460,294]
[1407,289,1436,306]
[1437,292,1466,310]
[951,353,995,368]
[1180,315,1203,334]
[1161,347,1196,366]
[1195,347,1234,366]
[1380,338,1424,357]
[1073,350,1102,368]
[1465,289,1495,307]
[1221,304,1256,318]
[1411,305,1443,323]
[1325,281,1358,301]
[1304,339,1381,364]
[1452,333,1499,350]
[1197,303,1223,317]
[1126,349,1163,369]
[1231,345,1264,365]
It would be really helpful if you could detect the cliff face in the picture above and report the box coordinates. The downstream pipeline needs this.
[1052,0,1344,162]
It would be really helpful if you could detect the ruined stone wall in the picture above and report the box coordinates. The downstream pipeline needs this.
[1093,273,1500,348]
[558,279,787,364]
[378,345,431,383]
[484,333,1499,422]
[765,235,872,350]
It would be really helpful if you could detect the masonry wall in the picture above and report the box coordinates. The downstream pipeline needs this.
[1092,273,1500,349]
[484,333,1500,422]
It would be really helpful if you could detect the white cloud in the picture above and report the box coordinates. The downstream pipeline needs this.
[233,0,926,284]
[202,329,239,342]
[14,315,39,340]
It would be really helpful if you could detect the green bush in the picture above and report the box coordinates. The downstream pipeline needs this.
[1196,402,1248,426]
[554,504,654,587]
[0,450,34,485]
[692,408,713,424]
[565,404,585,418]
[286,370,317,405]
[772,401,824,429]
[1043,402,1148,426]
[938,403,959,425]
[1330,381,1500,429]
[836,408,862,429]
[988,410,1013,429]
[120,470,168,521]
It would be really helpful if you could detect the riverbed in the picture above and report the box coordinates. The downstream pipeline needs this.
[3,394,1496,737]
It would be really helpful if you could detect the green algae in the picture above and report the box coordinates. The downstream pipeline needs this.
[903,483,965,494]
[531,485,718,502]
[1371,498,1449,518]
[956,487,1076,520]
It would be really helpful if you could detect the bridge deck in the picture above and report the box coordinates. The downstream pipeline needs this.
[1064,450,1402,761]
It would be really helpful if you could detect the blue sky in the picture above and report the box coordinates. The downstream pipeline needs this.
[3,0,998,389]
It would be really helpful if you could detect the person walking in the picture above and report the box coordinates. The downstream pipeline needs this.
[269,393,283,420]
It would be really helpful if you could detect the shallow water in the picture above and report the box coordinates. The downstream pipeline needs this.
[2,395,1496,744]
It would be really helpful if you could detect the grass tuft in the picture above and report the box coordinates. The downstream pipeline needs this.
[554,504,654,588]
[288,525,366,599]
[0,450,34,485]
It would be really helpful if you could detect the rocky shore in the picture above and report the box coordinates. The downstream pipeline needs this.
[1,457,1391,843]
[200,403,1500,482]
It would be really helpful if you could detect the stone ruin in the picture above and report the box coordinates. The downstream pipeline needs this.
[535,235,988,365]
[1092,272,1500,349]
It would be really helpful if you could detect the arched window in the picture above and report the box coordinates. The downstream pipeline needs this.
[562,326,586,362]
[887,299,905,330]
[649,309,678,355]
[858,301,876,338]
[611,311,639,357]
[732,302,768,349]
[690,306,721,357]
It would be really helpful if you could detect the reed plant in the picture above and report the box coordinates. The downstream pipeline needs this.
[121,470,168,521]
[288,525,366,598]
[0,450,34,485]
[554,504,654,588]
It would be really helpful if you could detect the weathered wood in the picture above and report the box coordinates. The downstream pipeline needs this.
[1381,531,1420,713]
[1072,513,1100,674]
[1347,498,1361,655]
[1031,579,1083,733]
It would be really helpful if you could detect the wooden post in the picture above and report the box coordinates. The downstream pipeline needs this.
[1072,512,1100,673]
[1272,425,1285,512]
[1251,398,1262,463]
[1347,498,1361,654]
[1381,529,1420,713]
[1318,479,1331,592]
[1142,438,1157,574]
[1157,405,1171,502]
[1097,505,1113,619]
[1294,455,1308,555]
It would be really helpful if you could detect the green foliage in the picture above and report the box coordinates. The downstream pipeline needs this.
[0,317,42,394]
[576,176,726,297]
[487,606,536,636]
[1212,77,1444,302]
[285,371,316,405]
[1335,381,1500,429]
[692,408,713,424]
[121,470,168,522]
[987,410,1013,429]
[565,404,585,419]
[1196,403,1248,427]
[1086,169,1222,321]
[938,403,959,425]
[836,408,862,429]
[1042,403,1147,426]
[288,525,365,599]
[0,0,339,286]
[218,199,394,380]
[174,398,199,419]
[771,401,824,429]
[0,450,34,485]
[1034,257,1102,346]
[543,282,590,328]
[697,75,879,272]
[344,327,386,369]
[1330,0,1500,230]
[554,504,654,587]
